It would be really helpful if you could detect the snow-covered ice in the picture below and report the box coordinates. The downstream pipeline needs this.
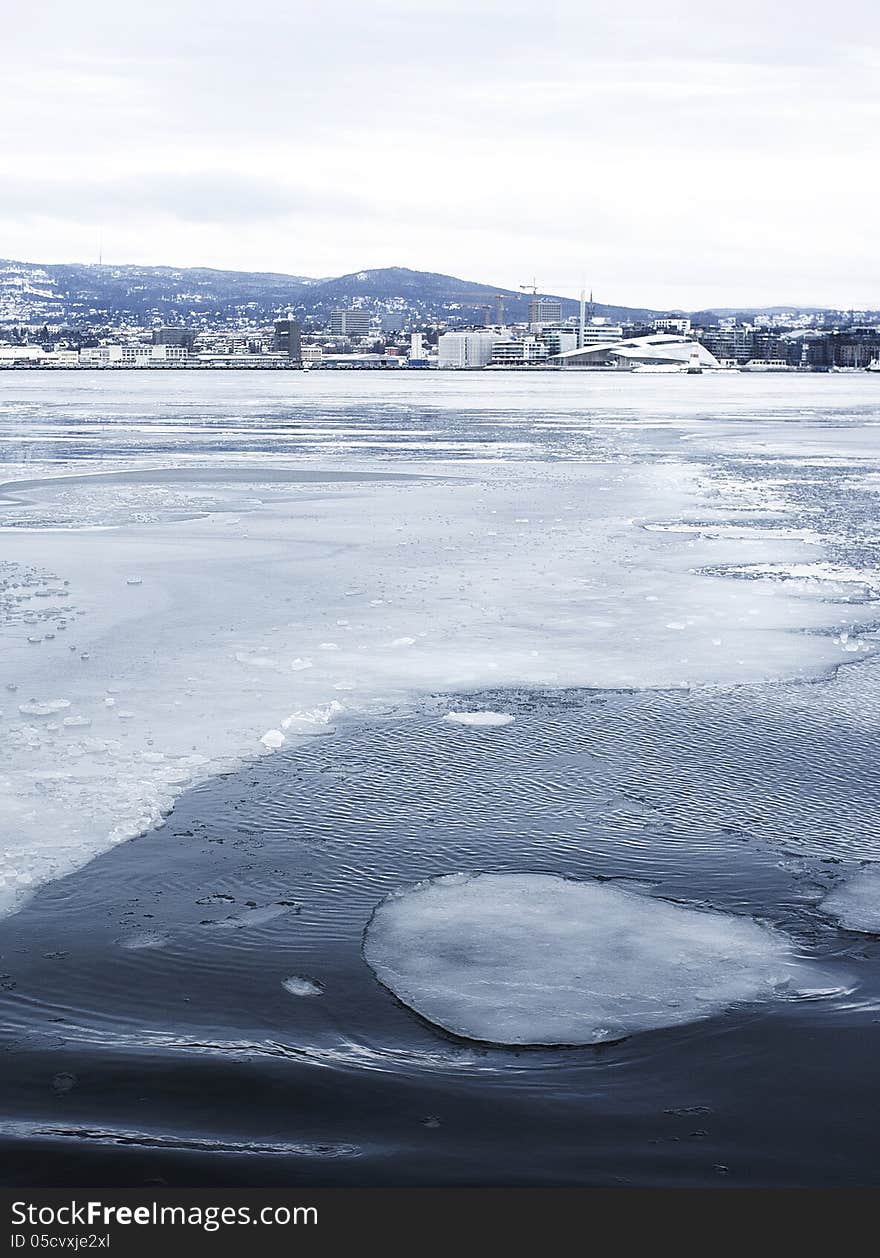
[820,867,880,933]
[362,872,820,1045]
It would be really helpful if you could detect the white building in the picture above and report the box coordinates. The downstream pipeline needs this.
[79,345,188,367]
[0,346,47,365]
[301,344,324,365]
[554,334,720,370]
[489,337,549,366]
[437,331,501,368]
[42,350,79,367]
[580,322,624,345]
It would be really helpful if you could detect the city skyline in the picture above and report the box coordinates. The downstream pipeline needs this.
[1,0,878,309]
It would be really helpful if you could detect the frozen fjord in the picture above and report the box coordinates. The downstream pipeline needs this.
[0,370,877,927]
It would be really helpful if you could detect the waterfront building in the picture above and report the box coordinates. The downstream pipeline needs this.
[273,318,302,360]
[0,345,48,364]
[554,334,721,370]
[437,331,501,368]
[79,345,188,366]
[538,325,579,356]
[490,337,549,366]
[697,327,753,364]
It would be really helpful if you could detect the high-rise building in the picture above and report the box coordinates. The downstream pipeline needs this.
[330,309,372,339]
[529,297,563,326]
[273,319,302,360]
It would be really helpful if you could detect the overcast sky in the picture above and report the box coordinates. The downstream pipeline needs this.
[1,0,878,308]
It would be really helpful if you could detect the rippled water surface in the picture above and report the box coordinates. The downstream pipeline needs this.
[1,372,880,1186]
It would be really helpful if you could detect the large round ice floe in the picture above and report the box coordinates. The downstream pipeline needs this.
[820,866,880,934]
[363,872,812,1045]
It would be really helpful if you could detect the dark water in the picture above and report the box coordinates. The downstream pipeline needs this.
[2,669,879,1188]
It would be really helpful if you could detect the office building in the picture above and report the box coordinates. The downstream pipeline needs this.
[529,297,563,326]
[330,309,372,339]
[273,319,302,360]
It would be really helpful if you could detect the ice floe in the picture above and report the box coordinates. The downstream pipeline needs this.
[443,711,515,728]
[363,872,820,1045]
[820,867,880,934]
[18,699,71,716]
[282,975,325,997]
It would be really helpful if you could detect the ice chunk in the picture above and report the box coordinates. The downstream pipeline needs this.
[281,701,344,733]
[260,729,285,749]
[235,651,279,669]
[209,903,294,929]
[282,975,324,997]
[820,867,880,933]
[18,699,71,717]
[443,711,515,728]
[363,872,812,1045]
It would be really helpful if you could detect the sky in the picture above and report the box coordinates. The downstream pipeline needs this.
[1,0,878,309]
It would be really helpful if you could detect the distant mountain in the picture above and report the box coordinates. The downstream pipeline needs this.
[689,305,828,320]
[0,259,663,327]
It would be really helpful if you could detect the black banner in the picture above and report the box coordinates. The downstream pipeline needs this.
[3,1187,877,1254]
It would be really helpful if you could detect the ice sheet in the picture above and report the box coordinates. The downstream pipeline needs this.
[0,374,876,918]
[362,872,816,1045]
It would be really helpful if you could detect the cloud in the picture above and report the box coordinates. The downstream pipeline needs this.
[0,0,877,306]
[0,172,366,225]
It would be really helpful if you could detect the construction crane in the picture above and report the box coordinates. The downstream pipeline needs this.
[448,292,507,326]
